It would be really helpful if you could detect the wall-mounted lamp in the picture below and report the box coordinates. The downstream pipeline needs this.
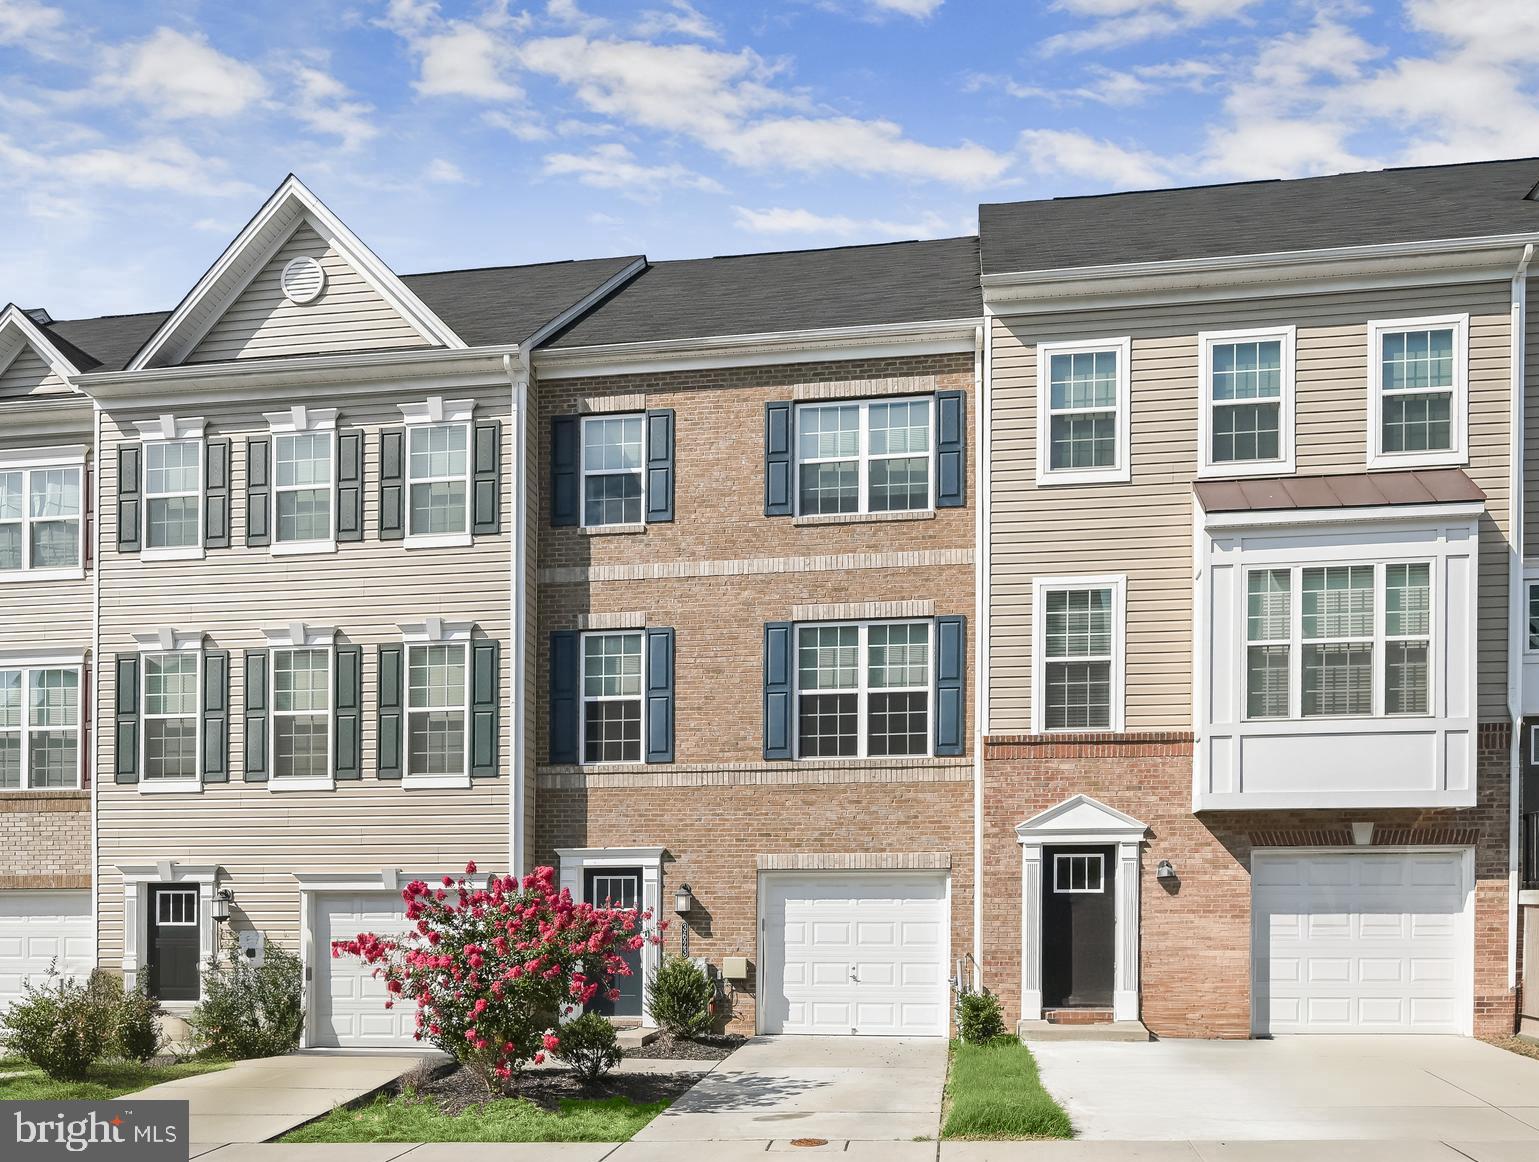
[212,888,234,924]
[674,884,695,916]
[1155,860,1176,880]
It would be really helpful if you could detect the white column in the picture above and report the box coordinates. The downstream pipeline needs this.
[1113,840,1140,1022]
[640,861,662,1029]
[1020,843,1044,1021]
[121,881,141,990]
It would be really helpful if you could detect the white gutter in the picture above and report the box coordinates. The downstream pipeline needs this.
[503,352,532,877]
[89,400,102,975]
[1508,242,1533,991]
[972,319,987,982]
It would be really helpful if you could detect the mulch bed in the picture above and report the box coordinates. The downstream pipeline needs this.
[626,1032,746,1061]
[405,1063,698,1116]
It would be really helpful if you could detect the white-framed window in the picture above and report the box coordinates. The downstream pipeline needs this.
[794,619,931,759]
[1053,852,1105,893]
[581,631,644,762]
[407,641,469,782]
[1032,575,1127,733]
[265,406,339,553]
[1243,561,1432,721]
[794,397,934,516]
[143,441,202,552]
[1198,327,1295,477]
[582,415,646,527]
[0,448,84,580]
[1366,315,1468,469]
[1035,338,1131,486]
[272,647,331,783]
[0,663,81,790]
[400,398,475,547]
[155,888,198,926]
[1527,580,1539,654]
[142,652,200,783]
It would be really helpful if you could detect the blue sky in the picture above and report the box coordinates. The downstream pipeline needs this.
[1,0,1536,319]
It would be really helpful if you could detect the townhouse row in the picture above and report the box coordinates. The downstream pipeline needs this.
[2,159,1538,1046]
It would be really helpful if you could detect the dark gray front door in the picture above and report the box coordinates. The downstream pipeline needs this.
[1042,846,1115,1008]
[147,886,201,1001]
[585,868,643,1018]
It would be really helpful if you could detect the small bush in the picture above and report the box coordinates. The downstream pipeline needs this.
[0,966,116,1080]
[188,934,304,1060]
[555,1011,624,1082]
[646,955,713,1039]
[957,990,1006,1045]
[113,983,165,1063]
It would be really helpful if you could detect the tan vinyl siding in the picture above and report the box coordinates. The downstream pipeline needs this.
[0,345,68,397]
[988,278,1515,732]
[95,385,513,963]
[187,224,431,363]
[1525,274,1539,548]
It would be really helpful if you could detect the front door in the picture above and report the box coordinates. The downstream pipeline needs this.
[1042,846,1115,1008]
[147,886,201,1002]
[585,868,643,1018]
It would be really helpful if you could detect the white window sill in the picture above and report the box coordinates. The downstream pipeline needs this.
[404,533,473,550]
[1196,458,1296,480]
[158,999,199,1015]
[267,777,335,792]
[792,510,935,527]
[0,786,86,795]
[1365,449,1467,471]
[137,780,203,794]
[1035,468,1131,487]
[581,522,646,536]
[403,773,473,790]
[141,546,206,562]
[271,540,338,557]
[0,567,85,583]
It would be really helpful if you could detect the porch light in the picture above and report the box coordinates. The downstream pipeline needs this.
[212,889,234,924]
[674,883,694,915]
[1155,860,1176,880]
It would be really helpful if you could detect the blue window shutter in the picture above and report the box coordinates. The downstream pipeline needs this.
[645,410,675,523]
[549,631,580,764]
[471,638,500,777]
[336,432,364,543]
[377,645,403,779]
[764,402,793,517]
[934,615,966,756]
[763,622,793,759]
[645,627,675,763]
[201,650,229,783]
[472,420,501,536]
[116,444,141,553]
[204,439,231,549]
[935,391,966,508]
[243,650,268,782]
[114,654,139,783]
[334,644,362,779]
[551,416,580,527]
[379,429,405,541]
[245,437,271,547]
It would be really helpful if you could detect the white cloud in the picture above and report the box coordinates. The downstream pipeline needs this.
[542,142,725,198]
[733,204,966,239]
[863,0,945,17]
[728,117,1009,184]
[633,0,722,41]
[415,24,523,100]
[0,134,255,197]
[974,58,1218,107]
[424,157,469,183]
[98,28,267,119]
[482,110,553,140]
[1044,0,1258,53]
[289,65,378,150]
[1017,128,1171,188]
[0,0,65,55]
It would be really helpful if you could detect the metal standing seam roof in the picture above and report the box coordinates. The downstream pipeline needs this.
[1194,469,1486,514]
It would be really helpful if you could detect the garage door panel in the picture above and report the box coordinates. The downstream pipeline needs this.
[0,891,93,1014]
[312,892,417,1049]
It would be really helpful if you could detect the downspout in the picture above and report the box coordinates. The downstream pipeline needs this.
[504,351,532,877]
[1508,243,1532,992]
[90,399,102,972]
[974,315,990,983]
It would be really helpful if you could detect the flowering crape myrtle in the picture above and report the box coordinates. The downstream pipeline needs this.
[332,862,661,1093]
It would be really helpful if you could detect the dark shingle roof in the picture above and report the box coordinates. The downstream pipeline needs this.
[1195,468,1486,514]
[980,157,1539,276]
[547,236,982,349]
[42,312,168,373]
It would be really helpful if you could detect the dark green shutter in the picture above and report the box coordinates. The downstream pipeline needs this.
[116,444,141,553]
[200,649,229,782]
[243,650,268,782]
[472,420,501,535]
[379,429,405,540]
[764,403,793,516]
[763,622,793,759]
[377,644,403,778]
[245,437,270,547]
[549,630,579,764]
[470,638,500,777]
[334,644,362,780]
[336,431,363,543]
[934,615,966,756]
[204,439,231,549]
[551,416,580,527]
[114,654,139,783]
[645,410,675,523]
[935,391,966,508]
[645,627,675,763]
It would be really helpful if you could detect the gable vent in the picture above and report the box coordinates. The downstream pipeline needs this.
[280,256,327,305]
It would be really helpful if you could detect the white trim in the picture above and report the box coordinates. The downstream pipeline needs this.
[399,401,475,546]
[1030,574,1128,734]
[793,395,936,517]
[132,630,206,653]
[116,862,221,996]
[557,847,665,1028]
[580,413,648,529]
[791,618,935,761]
[506,356,530,876]
[578,628,647,766]
[134,415,206,442]
[1034,337,1131,485]
[973,318,988,975]
[0,445,86,469]
[280,255,327,305]
[263,405,339,434]
[267,642,335,792]
[399,397,475,426]
[139,433,206,557]
[262,623,338,648]
[0,660,85,791]
[403,532,473,551]
[1506,244,1531,992]
[267,422,338,552]
[0,647,85,667]
[1197,326,1296,478]
[0,304,83,384]
[0,453,86,580]
[1052,851,1106,894]
[521,257,649,352]
[398,629,474,790]
[1365,314,1469,470]
[398,618,475,644]
[137,648,204,795]
[1201,500,1485,531]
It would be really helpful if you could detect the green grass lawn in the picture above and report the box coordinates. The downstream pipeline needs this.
[941,1039,1074,1140]
[0,1057,228,1101]
[281,1093,670,1144]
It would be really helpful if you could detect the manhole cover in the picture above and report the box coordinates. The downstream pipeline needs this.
[790,1139,829,1148]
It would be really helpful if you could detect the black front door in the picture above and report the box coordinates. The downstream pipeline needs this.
[1042,846,1116,1008]
[585,868,643,1018]
[147,886,201,1002]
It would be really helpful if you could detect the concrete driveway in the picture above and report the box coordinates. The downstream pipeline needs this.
[1031,1036,1539,1143]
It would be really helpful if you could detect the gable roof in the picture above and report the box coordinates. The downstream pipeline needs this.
[0,304,86,385]
[546,236,982,349]
[979,156,1539,277]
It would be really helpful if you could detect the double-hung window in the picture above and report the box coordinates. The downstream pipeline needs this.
[272,647,331,781]
[407,424,470,539]
[582,416,644,527]
[274,432,333,547]
[1527,579,1539,653]
[142,653,200,782]
[581,631,643,762]
[0,664,80,789]
[407,642,468,780]
[1368,315,1468,468]
[1034,576,1126,733]
[795,620,930,758]
[795,398,932,516]
[144,441,202,551]
[1036,338,1131,485]
[1199,328,1294,476]
[1243,562,1431,720]
[0,450,84,577]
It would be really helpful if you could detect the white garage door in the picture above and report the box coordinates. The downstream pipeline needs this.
[1253,850,1470,1035]
[311,892,419,1048]
[0,890,93,1016]
[761,872,948,1037]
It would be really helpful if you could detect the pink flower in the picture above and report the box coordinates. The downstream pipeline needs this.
[542,1033,560,1052]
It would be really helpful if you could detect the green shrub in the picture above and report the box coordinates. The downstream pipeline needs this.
[188,934,303,1059]
[0,966,116,1080]
[113,982,165,1063]
[646,955,713,1038]
[555,1011,624,1082]
[957,990,1006,1045]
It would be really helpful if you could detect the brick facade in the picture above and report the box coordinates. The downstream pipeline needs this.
[0,792,91,888]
